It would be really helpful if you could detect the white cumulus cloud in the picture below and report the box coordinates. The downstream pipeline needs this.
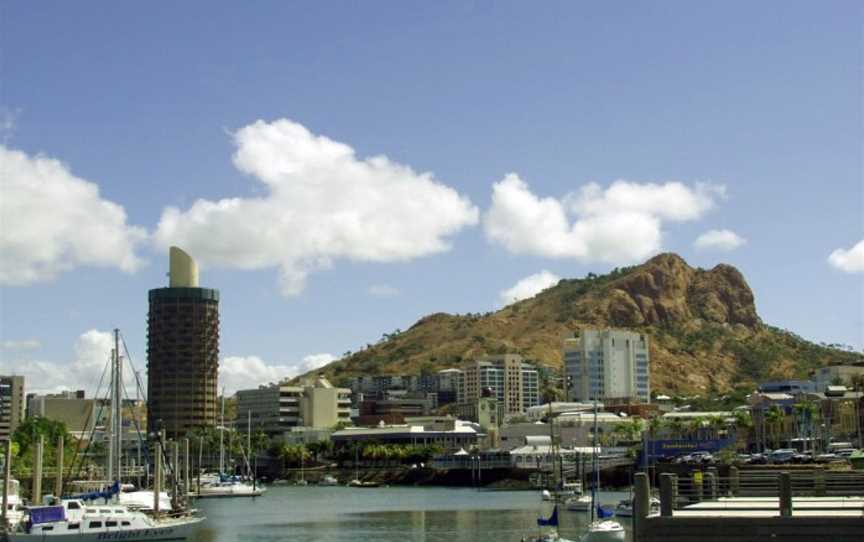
[153,119,479,296]
[828,239,864,273]
[483,175,724,264]
[0,146,148,286]
[0,329,141,395]
[500,270,561,306]
[694,229,747,251]
[220,352,338,395]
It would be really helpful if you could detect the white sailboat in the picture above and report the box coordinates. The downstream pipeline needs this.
[578,399,625,542]
[191,393,264,498]
[9,329,204,540]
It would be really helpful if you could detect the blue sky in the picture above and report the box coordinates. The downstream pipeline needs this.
[1,1,862,394]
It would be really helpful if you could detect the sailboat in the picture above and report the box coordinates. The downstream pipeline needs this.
[192,394,264,498]
[578,399,625,542]
[8,329,204,541]
[348,447,379,488]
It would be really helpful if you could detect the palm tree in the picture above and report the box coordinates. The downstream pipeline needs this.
[765,406,785,450]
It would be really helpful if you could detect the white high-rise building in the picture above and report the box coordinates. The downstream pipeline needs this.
[564,329,650,403]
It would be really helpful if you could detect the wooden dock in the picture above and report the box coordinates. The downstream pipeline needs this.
[631,471,864,542]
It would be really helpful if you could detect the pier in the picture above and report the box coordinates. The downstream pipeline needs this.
[631,470,864,542]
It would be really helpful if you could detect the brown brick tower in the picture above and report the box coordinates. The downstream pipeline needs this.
[147,247,219,439]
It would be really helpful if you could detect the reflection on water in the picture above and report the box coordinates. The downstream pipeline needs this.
[191,486,633,541]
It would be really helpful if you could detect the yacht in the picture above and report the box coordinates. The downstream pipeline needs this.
[578,520,626,542]
[3,479,26,528]
[9,499,202,541]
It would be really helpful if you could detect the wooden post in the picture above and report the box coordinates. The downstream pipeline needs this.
[814,469,826,497]
[779,471,792,517]
[33,435,43,505]
[54,436,64,498]
[153,441,162,515]
[171,441,180,510]
[693,470,703,503]
[704,471,717,501]
[183,438,190,502]
[660,473,675,517]
[634,472,650,542]
[2,441,11,529]
[729,465,739,497]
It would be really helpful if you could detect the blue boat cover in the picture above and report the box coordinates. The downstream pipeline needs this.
[597,505,615,519]
[31,506,65,525]
[537,505,559,527]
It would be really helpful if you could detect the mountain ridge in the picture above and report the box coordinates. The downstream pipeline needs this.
[309,253,862,395]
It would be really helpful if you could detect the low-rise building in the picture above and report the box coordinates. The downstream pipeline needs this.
[331,417,481,451]
[235,377,351,438]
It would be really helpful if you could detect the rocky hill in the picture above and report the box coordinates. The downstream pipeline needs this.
[311,253,862,395]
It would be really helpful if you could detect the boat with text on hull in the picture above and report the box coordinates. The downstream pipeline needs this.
[9,499,203,542]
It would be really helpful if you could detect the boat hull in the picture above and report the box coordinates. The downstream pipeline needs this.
[579,521,626,542]
[10,517,203,541]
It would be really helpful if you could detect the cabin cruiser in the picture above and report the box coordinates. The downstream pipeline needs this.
[9,499,202,541]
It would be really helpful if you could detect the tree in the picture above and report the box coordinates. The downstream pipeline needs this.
[765,406,785,450]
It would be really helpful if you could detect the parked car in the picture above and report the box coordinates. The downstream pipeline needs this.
[792,453,814,464]
[815,453,841,463]
[769,449,796,464]
[835,448,858,459]
[736,453,752,464]
[748,453,768,465]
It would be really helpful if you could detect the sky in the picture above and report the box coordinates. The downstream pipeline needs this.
[1,1,862,396]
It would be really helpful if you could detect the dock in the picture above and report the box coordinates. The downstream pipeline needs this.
[631,470,864,542]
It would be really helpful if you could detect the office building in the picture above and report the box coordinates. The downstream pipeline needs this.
[235,377,351,438]
[0,376,25,440]
[456,355,540,415]
[564,329,650,403]
[147,247,220,439]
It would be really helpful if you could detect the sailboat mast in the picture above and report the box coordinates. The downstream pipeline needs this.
[114,328,123,485]
[591,397,599,522]
[247,410,251,477]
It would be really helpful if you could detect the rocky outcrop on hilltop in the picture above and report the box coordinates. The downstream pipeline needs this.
[306,253,862,395]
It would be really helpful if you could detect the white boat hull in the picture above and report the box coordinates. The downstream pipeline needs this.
[579,520,626,542]
[10,516,203,541]
[192,484,265,498]
[565,496,592,511]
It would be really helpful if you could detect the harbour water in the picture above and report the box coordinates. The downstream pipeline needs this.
[191,486,633,541]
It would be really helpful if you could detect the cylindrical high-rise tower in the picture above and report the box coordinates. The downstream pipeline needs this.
[147,247,219,439]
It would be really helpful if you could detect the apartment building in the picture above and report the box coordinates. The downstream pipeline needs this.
[0,375,25,440]
[235,377,351,438]
[456,355,540,415]
[564,329,650,403]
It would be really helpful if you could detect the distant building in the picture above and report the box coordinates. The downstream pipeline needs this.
[456,355,540,415]
[27,393,107,437]
[331,417,480,451]
[356,390,436,426]
[564,329,650,403]
[0,375,25,440]
[147,247,220,439]
[349,370,458,407]
[813,364,864,392]
[235,377,351,438]
[758,380,817,395]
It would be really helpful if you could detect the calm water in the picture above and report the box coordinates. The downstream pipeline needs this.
[191,486,634,542]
